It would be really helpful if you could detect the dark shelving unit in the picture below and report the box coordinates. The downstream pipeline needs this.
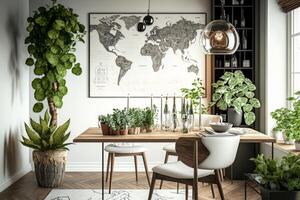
[211,0,260,180]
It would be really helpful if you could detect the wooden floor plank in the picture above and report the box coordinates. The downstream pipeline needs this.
[0,172,261,200]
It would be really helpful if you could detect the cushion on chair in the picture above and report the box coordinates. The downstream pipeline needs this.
[152,161,214,179]
[105,144,148,154]
[162,144,176,154]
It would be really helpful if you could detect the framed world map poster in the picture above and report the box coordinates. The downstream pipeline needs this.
[89,12,207,97]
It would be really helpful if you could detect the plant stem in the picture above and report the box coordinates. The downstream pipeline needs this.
[48,82,58,127]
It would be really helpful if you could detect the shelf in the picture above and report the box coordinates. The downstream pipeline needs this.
[215,5,254,8]
[236,49,253,52]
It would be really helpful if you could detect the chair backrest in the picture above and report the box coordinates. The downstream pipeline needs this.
[198,135,240,169]
[201,114,222,127]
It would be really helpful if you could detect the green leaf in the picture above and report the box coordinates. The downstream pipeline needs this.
[30,118,42,135]
[32,78,42,89]
[33,102,43,113]
[46,71,55,82]
[55,19,65,28]
[24,123,41,144]
[243,104,253,113]
[50,45,60,54]
[53,96,63,108]
[34,67,45,75]
[41,77,49,90]
[72,66,82,75]
[34,89,45,101]
[40,117,49,135]
[245,92,255,98]
[35,16,47,26]
[26,58,34,66]
[217,99,228,111]
[44,110,50,125]
[244,112,256,125]
[58,86,68,95]
[212,93,222,102]
[250,98,261,108]
[27,45,35,54]
[52,119,70,145]
[48,30,59,39]
[45,51,59,66]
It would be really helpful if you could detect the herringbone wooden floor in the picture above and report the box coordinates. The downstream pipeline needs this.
[0,172,261,200]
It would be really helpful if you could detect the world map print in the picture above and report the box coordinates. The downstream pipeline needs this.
[89,13,207,97]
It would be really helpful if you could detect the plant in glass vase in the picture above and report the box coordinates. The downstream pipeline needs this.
[271,91,300,145]
[21,0,86,187]
[210,70,261,126]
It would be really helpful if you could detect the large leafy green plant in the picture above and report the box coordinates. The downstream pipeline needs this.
[181,78,208,113]
[142,106,157,129]
[210,70,261,125]
[251,154,300,191]
[21,110,72,151]
[271,91,300,140]
[109,108,129,131]
[128,108,144,128]
[25,0,86,126]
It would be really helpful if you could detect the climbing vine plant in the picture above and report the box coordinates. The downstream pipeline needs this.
[25,0,86,126]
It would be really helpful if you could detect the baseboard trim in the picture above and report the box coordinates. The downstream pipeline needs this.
[0,164,31,192]
[66,161,161,172]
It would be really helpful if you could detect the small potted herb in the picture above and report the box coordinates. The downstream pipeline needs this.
[251,154,300,200]
[128,108,143,134]
[142,106,157,133]
[98,114,111,135]
[110,108,129,135]
[271,91,300,145]
[210,70,261,126]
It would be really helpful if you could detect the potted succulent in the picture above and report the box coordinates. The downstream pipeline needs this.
[21,110,72,187]
[22,0,85,187]
[251,154,300,200]
[271,91,300,145]
[142,106,157,133]
[110,108,129,135]
[98,114,112,135]
[128,108,143,135]
[210,70,261,126]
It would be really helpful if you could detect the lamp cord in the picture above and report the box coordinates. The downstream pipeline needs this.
[147,0,151,14]
[220,0,226,20]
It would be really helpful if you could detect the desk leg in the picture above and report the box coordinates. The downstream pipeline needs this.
[244,177,247,200]
[271,142,274,159]
[102,142,105,200]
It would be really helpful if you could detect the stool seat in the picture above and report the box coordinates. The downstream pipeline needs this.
[105,144,148,154]
[162,143,176,154]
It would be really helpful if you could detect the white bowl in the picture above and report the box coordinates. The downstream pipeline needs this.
[209,122,233,133]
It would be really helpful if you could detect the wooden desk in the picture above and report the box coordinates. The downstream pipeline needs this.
[74,127,275,200]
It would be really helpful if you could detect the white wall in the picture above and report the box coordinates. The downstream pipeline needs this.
[0,0,31,192]
[28,0,210,172]
[264,0,288,134]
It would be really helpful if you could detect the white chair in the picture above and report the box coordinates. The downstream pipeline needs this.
[160,114,222,189]
[149,135,240,200]
[105,144,151,193]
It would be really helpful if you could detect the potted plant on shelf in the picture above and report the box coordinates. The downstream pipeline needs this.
[251,154,300,200]
[128,108,143,135]
[98,114,112,135]
[21,111,72,187]
[110,108,129,135]
[142,106,157,133]
[210,70,261,126]
[271,91,300,145]
[21,0,85,187]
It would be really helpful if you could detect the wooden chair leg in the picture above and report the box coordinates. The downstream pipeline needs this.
[215,170,225,200]
[185,184,189,200]
[134,155,138,183]
[177,182,179,193]
[142,152,151,186]
[159,152,169,189]
[148,173,156,200]
[109,153,115,194]
[106,153,111,183]
[211,184,215,198]
[219,169,224,181]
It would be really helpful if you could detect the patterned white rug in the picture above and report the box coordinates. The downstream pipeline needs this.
[45,189,193,200]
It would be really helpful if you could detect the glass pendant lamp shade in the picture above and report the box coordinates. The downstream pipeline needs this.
[200,0,239,55]
[200,20,239,55]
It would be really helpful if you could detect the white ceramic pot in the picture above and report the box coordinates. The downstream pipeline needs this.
[295,142,300,151]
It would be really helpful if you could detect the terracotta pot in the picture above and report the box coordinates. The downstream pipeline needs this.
[111,130,120,135]
[119,129,128,135]
[100,123,110,135]
[32,150,67,188]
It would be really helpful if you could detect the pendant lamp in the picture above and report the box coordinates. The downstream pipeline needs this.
[200,0,239,54]
[137,0,154,32]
